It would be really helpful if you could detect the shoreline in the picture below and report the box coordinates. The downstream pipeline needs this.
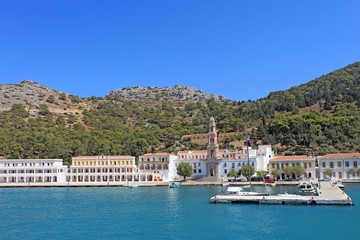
[1,179,359,188]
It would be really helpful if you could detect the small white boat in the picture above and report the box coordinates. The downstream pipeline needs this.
[128,182,138,188]
[169,182,181,188]
[297,181,318,196]
[224,186,268,196]
[334,181,345,190]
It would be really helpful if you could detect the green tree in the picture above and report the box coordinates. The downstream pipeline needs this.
[283,166,294,179]
[294,165,306,179]
[176,162,193,181]
[271,169,280,180]
[240,164,255,179]
[324,168,333,180]
[357,169,360,178]
[347,168,357,179]
[227,168,238,181]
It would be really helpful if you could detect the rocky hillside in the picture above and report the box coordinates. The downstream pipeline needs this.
[106,85,229,103]
[0,80,92,116]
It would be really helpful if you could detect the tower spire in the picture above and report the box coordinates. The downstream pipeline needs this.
[207,117,219,160]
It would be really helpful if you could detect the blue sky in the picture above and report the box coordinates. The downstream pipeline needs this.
[0,0,359,101]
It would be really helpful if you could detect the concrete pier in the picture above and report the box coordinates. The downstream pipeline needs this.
[210,182,353,205]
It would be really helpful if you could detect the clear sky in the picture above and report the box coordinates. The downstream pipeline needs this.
[0,0,359,101]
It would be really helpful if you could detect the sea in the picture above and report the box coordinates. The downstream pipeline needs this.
[1,184,360,240]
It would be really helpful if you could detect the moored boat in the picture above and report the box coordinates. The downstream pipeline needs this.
[223,186,268,196]
[169,182,181,188]
[128,182,138,188]
[297,181,318,196]
[334,181,345,190]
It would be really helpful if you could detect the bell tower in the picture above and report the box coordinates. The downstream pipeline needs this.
[207,117,219,160]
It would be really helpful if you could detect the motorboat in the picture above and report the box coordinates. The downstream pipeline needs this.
[224,186,269,196]
[169,182,181,188]
[297,181,318,196]
[334,181,345,190]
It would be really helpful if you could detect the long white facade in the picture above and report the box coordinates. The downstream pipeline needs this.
[0,158,67,183]
[318,153,360,180]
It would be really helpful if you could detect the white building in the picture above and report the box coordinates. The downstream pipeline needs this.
[173,150,207,180]
[169,117,274,181]
[318,153,360,180]
[0,158,67,183]
[138,153,177,181]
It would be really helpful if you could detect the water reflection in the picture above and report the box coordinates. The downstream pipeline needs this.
[166,187,180,216]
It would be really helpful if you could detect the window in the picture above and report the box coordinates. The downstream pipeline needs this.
[224,163,227,167]
[224,169,228,174]
[198,169,202,173]
[354,161,358,168]
[337,161,341,168]
[304,163,307,169]
[193,169,196,173]
[322,162,325,168]
[345,161,349,167]
[330,162,334,168]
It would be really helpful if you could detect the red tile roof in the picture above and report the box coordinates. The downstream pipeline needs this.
[142,153,172,156]
[177,150,207,154]
[319,153,360,159]
[270,155,313,161]
[73,155,133,159]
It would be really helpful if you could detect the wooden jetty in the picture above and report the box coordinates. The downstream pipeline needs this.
[210,182,352,205]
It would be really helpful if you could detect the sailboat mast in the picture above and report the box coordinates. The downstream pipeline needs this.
[244,127,251,186]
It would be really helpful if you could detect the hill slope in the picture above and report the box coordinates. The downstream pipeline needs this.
[0,62,359,162]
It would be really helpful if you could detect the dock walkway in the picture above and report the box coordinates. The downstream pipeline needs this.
[210,182,352,205]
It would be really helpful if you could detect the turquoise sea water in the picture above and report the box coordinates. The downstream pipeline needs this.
[1,184,359,240]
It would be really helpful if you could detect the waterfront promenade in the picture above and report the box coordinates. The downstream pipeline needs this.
[0,179,359,188]
[0,180,289,188]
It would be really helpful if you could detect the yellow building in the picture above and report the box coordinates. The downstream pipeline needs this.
[269,155,315,180]
[69,155,137,183]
